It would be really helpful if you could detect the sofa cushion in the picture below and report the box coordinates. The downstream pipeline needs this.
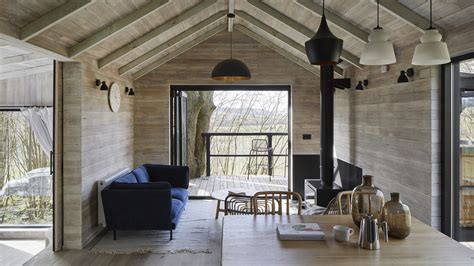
[113,173,138,184]
[132,165,151,183]
[171,188,188,204]
[110,182,170,190]
[171,198,185,229]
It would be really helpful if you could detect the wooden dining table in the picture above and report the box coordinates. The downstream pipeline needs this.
[221,215,474,265]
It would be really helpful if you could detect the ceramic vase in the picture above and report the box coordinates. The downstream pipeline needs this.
[382,192,411,239]
[351,175,385,227]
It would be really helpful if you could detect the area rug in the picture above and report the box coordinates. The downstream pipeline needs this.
[87,200,220,255]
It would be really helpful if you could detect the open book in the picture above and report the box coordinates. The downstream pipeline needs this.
[276,223,325,241]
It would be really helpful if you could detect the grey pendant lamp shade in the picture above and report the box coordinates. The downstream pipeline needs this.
[211,13,251,81]
[360,0,396,65]
[412,0,450,65]
[304,0,343,65]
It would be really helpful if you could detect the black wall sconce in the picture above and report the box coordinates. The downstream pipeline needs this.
[355,79,368,90]
[397,68,414,83]
[96,79,108,91]
[125,87,135,96]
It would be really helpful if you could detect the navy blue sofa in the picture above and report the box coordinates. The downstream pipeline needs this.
[101,164,189,240]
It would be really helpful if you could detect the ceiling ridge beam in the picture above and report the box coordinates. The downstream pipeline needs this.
[376,0,445,36]
[235,24,319,76]
[20,0,94,41]
[0,53,46,66]
[99,0,217,69]
[119,11,226,76]
[132,24,226,80]
[248,0,363,70]
[296,0,369,43]
[236,11,343,76]
[69,0,170,58]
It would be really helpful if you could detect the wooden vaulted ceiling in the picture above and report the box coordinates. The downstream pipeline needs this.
[1,0,474,80]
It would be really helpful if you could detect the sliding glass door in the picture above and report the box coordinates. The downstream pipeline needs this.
[444,55,474,243]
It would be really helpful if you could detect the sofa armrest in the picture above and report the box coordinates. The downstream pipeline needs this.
[143,164,189,189]
[101,182,173,230]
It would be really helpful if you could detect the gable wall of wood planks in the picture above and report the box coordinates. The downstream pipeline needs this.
[133,30,322,167]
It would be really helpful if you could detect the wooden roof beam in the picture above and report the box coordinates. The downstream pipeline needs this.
[119,11,226,76]
[236,11,343,76]
[132,24,226,80]
[296,0,369,43]
[248,0,363,70]
[69,0,169,58]
[235,24,319,76]
[99,0,216,69]
[20,0,95,41]
[0,53,47,66]
[375,0,445,36]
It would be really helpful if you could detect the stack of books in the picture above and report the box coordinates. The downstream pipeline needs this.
[276,223,325,241]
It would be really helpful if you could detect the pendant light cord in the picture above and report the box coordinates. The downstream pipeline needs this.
[376,0,380,28]
[429,0,433,29]
[322,0,325,16]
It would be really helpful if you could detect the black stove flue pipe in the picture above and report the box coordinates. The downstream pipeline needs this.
[319,65,350,187]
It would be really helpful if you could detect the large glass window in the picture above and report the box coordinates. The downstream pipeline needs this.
[0,111,52,225]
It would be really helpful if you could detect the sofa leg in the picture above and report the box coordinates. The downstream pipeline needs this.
[170,229,173,241]
[113,230,117,240]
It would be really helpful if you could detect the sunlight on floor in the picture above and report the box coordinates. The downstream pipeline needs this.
[0,240,46,265]
[460,242,474,250]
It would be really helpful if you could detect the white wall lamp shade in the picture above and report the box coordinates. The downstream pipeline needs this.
[412,29,450,65]
[360,28,396,65]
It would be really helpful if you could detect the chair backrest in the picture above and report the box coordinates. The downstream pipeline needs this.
[251,139,268,151]
[323,197,340,215]
[337,191,352,215]
[323,191,352,215]
[224,195,254,215]
[252,191,303,215]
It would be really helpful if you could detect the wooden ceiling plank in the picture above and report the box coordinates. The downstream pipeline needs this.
[69,0,170,58]
[132,24,226,80]
[20,0,95,41]
[0,53,46,66]
[99,0,217,69]
[235,24,319,76]
[296,0,369,43]
[236,11,343,76]
[376,0,445,36]
[248,0,363,69]
[0,64,52,81]
[119,11,226,76]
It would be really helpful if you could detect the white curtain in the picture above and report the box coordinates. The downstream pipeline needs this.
[21,107,53,156]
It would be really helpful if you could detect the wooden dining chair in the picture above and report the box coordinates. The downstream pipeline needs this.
[337,191,352,215]
[252,191,303,215]
[224,194,254,215]
[323,191,352,215]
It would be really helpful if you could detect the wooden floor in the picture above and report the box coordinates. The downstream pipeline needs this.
[25,200,221,266]
[188,175,288,197]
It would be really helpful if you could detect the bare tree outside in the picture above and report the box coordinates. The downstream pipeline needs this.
[0,112,52,224]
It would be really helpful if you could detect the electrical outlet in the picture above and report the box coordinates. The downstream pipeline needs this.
[303,134,312,140]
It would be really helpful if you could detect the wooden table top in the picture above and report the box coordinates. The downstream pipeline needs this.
[221,215,474,265]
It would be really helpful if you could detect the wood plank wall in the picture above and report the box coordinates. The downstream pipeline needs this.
[334,46,441,227]
[0,69,53,106]
[60,54,134,249]
[134,30,321,166]
[79,53,134,247]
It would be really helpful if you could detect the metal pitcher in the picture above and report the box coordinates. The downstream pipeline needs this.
[358,214,388,250]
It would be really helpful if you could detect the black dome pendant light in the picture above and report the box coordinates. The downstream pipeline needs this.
[304,0,343,65]
[211,13,251,81]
